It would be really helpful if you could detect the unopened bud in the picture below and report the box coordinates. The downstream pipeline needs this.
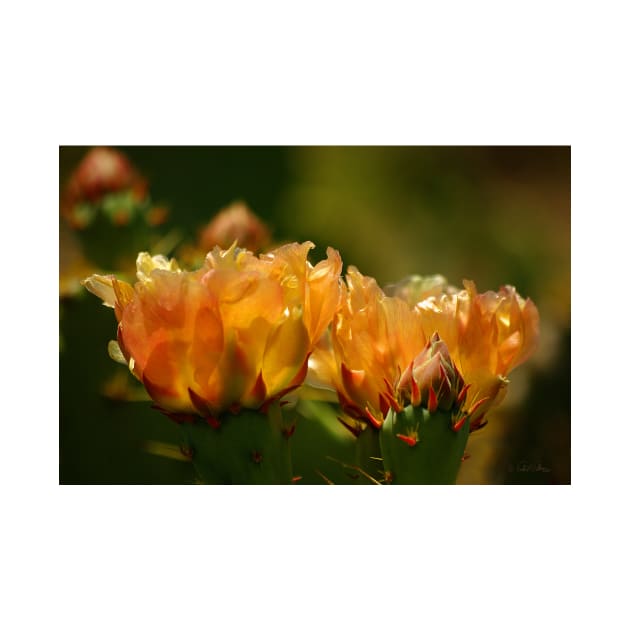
[398,333,465,413]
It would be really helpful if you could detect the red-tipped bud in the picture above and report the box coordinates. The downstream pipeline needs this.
[397,333,466,413]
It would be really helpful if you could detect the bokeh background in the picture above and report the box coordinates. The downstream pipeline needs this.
[59,146,570,484]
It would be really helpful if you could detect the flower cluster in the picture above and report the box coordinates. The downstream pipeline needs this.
[84,242,539,436]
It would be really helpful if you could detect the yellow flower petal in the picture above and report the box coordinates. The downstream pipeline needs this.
[262,308,310,396]
[82,274,116,308]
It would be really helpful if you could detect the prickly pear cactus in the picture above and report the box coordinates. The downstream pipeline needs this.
[180,403,295,484]
[379,406,470,484]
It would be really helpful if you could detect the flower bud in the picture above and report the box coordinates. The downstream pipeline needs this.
[62,147,150,229]
[398,332,465,415]
[199,201,271,253]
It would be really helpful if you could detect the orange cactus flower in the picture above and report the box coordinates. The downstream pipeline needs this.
[82,242,342,422]
[329,267,427,428]
[414,280,540,429]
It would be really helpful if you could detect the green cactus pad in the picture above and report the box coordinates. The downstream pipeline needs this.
[180,405,294,484]
[379,405,470,484]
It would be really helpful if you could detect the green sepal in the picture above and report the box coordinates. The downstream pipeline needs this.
[180,404,294,484]
[379,405,470,484]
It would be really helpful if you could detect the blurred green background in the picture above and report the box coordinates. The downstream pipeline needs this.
[59,146,570,484]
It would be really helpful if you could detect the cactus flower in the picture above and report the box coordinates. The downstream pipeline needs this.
[324,270,479,484]
[414,280,540,430]
[324,271,539,484]
[329,267,427,428]
[82,241,342,423]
